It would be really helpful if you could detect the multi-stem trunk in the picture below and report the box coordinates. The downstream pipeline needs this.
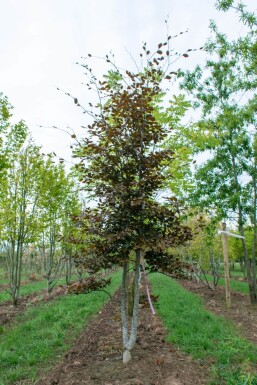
[209,250,220,289]
[8,191,26,307]
[121,249,141,363]
[45,219,61,294]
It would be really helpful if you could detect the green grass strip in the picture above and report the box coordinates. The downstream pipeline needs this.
[229,270,246,278]
[217,268,245,278]
[204,274,249,295]
[0,280,47,303]
[0,275,79,303]
[149,273,257,385]
[217,276,249,295]
[0,271,121,385]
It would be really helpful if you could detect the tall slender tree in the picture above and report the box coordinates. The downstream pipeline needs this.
[37,158,81,293]
[179,2,257,303]
[70,39,192,362]
[0,142,44,305]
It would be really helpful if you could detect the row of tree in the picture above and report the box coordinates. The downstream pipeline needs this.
[0,94,82,305]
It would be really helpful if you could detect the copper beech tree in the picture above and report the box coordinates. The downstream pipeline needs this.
[69,39,192,363]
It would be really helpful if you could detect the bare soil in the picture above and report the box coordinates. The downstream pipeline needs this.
[35,287,209,385]
[179,279,257,345]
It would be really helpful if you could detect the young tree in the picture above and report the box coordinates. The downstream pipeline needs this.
[0,93,27,177]
[0,142,44,305]
[70,40,192,362]
[178,3,257,303]
[215,0,257,302]
[0,94,83,301]
[61,186,82,285]
[37,157,80,293]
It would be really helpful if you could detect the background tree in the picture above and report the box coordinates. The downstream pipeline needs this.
[0,94,27,176]
[159,94,194,199]
[0,141,44,305]
[36,157,81,293]
[228,227,254,274]
[61,186,82,285]
[0,94,84,302]
[178,3,257,303]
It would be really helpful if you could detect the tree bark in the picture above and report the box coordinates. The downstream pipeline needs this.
[222,222,231,308]
[252,154,257,303]
[122,249,141,363]
[238,218,257,304]
[121,260,129,348]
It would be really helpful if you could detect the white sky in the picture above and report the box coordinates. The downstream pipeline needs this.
[0,0,256,166]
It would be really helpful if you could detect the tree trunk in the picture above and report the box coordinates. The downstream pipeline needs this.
[65,250,73,285]
[122,249,141,363]
[252,158,257,303]
[8,239,23,307]
[128,274,135,317]
[121,260,129,349]
[239,221,257,304]
[222,223,231,308]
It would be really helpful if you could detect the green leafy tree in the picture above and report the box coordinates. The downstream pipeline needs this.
[216,0,257,27]
[157,94,193,198]
[0,93,27,176]
[0,142,45,305]
[37,157,80,293]
[228,227,254,272]
[179,4,257,303]
[61,185,82,285]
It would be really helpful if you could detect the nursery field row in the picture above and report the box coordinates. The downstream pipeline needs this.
[0,274,81,303]
[1,272,257,384]
[150,274,257,385]
[0,271,122,385]
[0,271,250,306]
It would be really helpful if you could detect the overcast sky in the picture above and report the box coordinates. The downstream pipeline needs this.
[0,0,256,166]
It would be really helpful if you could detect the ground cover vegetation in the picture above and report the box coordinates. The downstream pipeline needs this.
[0,274,80,304]
[150,273,257,385]
[203,274,250,294]
[0,271,121,385]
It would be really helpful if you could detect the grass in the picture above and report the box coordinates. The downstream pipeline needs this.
[0,273,28,285]
[0,280,47,303]
[217,276,249,294]
[0,274,79,303]
[149,273,257,385]
[0,270,121,385]
[204,274,249,295]
[229,270,246,278]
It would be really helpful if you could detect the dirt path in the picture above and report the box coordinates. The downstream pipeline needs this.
[179,280,257,345]
[35,288,209,385]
